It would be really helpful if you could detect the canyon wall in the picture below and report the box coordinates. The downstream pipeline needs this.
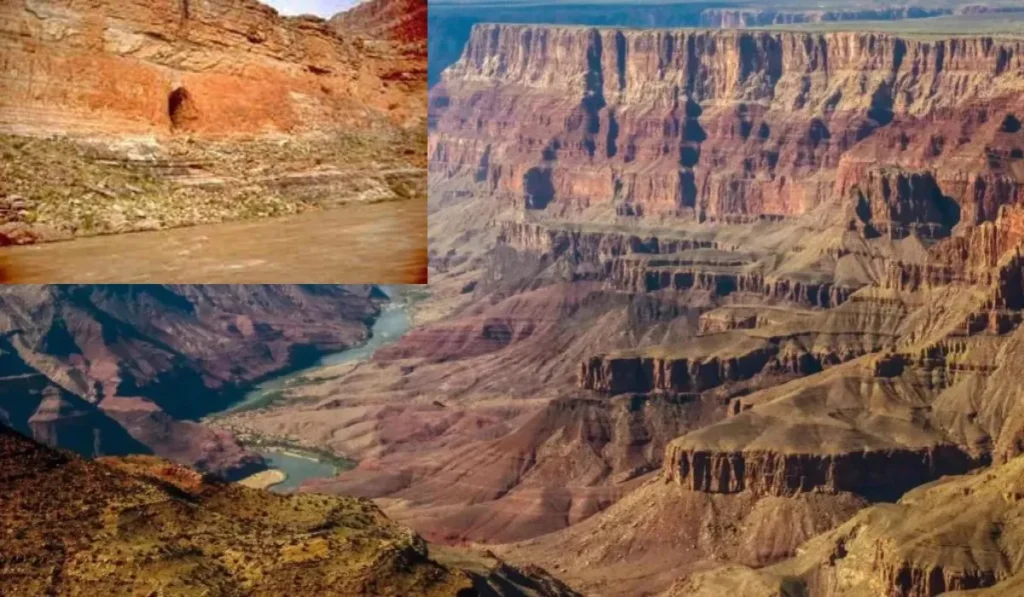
[0,0,420,137]
[698,7,951,28]
[663,445,976,500]
[330,0,427,53]
[672,454,1024,597]
[430,25,1024,224]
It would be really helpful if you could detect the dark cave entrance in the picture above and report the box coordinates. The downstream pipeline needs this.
[168,87,197,132]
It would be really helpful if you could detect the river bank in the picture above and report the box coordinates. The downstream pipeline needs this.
[209,301,411,416]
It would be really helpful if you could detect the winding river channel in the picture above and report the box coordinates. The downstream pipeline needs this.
[212,290,413,492]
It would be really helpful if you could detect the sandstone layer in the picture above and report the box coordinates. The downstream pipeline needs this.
[0,0,420,137]
[331,0,427,55]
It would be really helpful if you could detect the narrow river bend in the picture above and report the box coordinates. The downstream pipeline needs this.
[210,292,413,492]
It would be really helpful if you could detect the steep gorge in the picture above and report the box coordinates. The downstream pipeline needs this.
[0,284,386,478]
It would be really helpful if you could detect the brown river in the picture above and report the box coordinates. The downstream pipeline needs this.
[0,199,427,283]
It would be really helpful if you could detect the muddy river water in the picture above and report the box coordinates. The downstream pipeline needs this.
[0,199,427,283]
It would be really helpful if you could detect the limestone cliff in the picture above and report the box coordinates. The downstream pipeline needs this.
[698,7,952,28]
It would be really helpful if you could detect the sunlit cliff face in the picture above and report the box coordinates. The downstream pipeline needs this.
[430,25,1024,223]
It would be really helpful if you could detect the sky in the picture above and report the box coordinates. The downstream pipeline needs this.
[262,0,361,18]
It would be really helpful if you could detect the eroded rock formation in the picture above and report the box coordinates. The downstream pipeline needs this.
[330,0,427,54]
[671,453,1024,597]
[430,25,1024,223]
[663,445,976,499]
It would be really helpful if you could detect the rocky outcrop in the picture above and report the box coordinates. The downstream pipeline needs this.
[699,309,759,334]
[610,259,855,307]
[0,0,421,137]
[663,445,976,499]
[499,220,721,262]
[576,332,862,395]
[430,25,1024,222]
[499,220,858,307]
[330,0,426,53]
[697,307,804,334]
[0,424,579,597]
[672,453,1024,597]
[579,343,780,394]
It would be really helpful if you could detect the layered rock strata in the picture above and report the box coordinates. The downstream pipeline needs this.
[0,0,421,137]
[663,445,975,499]
[671,453,1024,597]
[430,25,1024,224]
[698,7,951,28]
[330,0,427,54]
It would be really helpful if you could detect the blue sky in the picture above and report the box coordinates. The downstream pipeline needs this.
[262,0,361,17]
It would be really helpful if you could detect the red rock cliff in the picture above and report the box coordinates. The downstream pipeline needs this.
[430,25,1024,223]
[0,0,421,137]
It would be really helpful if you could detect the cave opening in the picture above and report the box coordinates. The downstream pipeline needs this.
[1001,114,1022,134]
[168,87,197,132]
